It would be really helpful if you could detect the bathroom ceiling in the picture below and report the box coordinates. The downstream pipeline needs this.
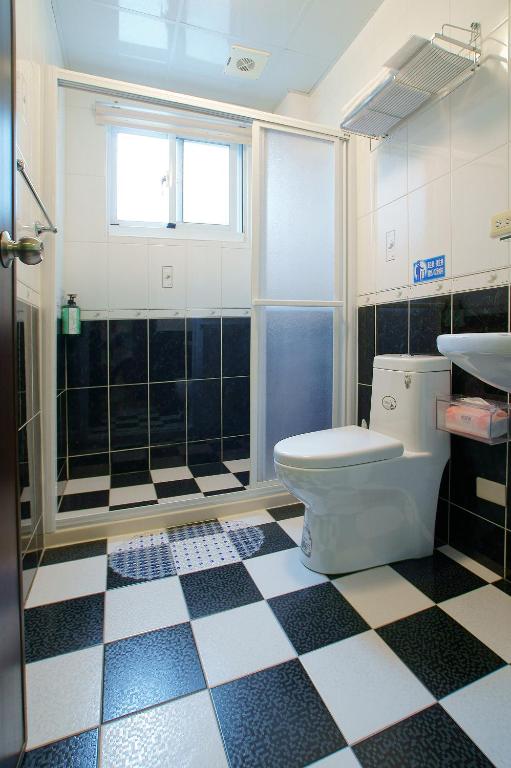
[51,0,384,111]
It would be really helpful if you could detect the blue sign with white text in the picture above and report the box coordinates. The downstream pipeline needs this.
[413,256,446,284]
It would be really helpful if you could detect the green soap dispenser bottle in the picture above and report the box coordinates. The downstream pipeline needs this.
[62,294,81,335]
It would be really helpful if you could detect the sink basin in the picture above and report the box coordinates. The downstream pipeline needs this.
[437,333,511,392]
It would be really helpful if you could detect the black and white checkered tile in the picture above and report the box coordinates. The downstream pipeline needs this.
[23,503,511,767]
[58,459,251,516]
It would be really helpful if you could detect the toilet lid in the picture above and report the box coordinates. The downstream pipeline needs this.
[274,425,404,469]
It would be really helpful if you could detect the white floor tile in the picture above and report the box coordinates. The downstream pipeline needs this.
[192,601,295,686]
[223,458,251,473]
[333,565,434,628]
[63,476,110,495]
[101,690,228,768]
[437,545,501,582]
[277,516,304,546]
[301,631,434,744]
[243,548,328,599]
[441,666,511,768]
[170,533,241,575]
[58,506,110,519]
[309,748,362,767]
[26,646,103,749]
[25,556,107,608]
[158,492,204,504]
[109,484,157,507]
[150,466,193,483]
[217,509,274,529]
[440,584,511,662]
[104,576,189,643]
[194,474,242,493]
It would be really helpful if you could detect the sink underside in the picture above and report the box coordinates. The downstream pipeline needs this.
[437,333,511,393]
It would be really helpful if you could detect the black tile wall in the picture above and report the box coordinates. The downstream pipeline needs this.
[62,316,250,480]
[357,286,511,583]
[109,319,147,385]
[67,320,108,388]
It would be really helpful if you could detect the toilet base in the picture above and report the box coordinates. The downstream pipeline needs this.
[275,453,446,576]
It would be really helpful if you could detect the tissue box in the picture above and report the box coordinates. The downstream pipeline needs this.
[436,396,510,444]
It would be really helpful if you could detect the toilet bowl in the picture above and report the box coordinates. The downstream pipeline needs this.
[274,355,450,574]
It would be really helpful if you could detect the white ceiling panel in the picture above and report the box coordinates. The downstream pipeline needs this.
[52,0,384,109]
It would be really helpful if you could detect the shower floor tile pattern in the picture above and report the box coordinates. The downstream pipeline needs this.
[23,502,511,767]
[58,460,251,516]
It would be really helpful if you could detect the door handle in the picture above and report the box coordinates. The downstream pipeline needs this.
[1,231,44,268]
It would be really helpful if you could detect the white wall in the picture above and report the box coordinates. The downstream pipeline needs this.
[62,89,251,314]
[276,0,511,304]
[15,0,63,303]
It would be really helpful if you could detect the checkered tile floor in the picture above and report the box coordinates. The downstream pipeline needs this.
[58,460,251,516]
[23,503,511,767]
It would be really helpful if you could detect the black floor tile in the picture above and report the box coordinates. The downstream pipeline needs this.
[234,470,250,485]
[211,659,346,768]
[102,623,205,721]
[391,551,487,603]
[110,500,159,511]
[107,541,176,590]
[110,471,152,488]
[269,582,369,655]
[204,487,245,496]
[25,593,104,662]
[189,462,230,477]
[494,579,511,596]
[22,729,99,768]
[377,606,505,699]
[180,562,263,620]
[353,704,492,767]
[154,478,202,498]
[41,539,107,566]
[59,490,110,513]
[268,502,305,521]
[229,522,296,560]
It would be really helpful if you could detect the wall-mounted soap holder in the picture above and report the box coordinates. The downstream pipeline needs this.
[436,395,510,444]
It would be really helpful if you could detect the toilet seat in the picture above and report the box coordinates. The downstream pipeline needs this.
[274,425,403,469]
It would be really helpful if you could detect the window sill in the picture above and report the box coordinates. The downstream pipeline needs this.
[109,225,247,244]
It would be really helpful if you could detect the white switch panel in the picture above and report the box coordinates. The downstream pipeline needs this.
[476,477,506,507]
[162,266,174,288]
[490,210,511,238]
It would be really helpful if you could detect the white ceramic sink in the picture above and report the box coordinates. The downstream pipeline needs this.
[437,333,511,392]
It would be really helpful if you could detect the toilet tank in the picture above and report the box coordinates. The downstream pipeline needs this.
[369,355,450,454]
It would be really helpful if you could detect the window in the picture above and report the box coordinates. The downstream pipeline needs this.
[109,127,243,236]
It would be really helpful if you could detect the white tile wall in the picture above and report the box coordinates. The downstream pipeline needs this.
[407,99,450,192]
[63,92,251,311]
[375,196,408,292]
[408,174,451,282]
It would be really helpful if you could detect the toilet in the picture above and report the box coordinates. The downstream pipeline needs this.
[274,355,451,574]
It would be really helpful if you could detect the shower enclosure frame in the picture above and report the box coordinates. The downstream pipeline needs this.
[41,67,351,543]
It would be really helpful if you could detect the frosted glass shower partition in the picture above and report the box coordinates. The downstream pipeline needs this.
[251,123,344,482]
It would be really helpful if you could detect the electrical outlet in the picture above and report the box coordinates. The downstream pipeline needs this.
[490,210,511,238]
[162,266,173,288]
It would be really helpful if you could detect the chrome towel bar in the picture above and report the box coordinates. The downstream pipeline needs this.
[16,158,58,235]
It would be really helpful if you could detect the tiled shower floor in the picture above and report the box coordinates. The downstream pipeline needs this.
[58,459,251,516]
[23,503,511,767]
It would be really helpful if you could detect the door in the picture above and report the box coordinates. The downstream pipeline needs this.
[251,122,345,482]
[0,1,26,766]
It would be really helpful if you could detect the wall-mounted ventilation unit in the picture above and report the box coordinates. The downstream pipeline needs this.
[341,23,481,138]
[225,45,271,80]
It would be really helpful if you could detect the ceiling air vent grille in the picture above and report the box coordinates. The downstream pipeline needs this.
[225,45,270,80]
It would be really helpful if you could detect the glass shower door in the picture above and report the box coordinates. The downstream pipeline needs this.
[251,123,345,482]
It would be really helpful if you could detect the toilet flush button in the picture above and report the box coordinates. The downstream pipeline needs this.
[382,395,397,410]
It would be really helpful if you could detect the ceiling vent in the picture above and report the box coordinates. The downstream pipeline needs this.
[225,45,270,80]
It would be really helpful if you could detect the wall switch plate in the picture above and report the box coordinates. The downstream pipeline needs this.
[162,266,173,288]
[490,210,511,238]
[476,477,506,507]
[385,229,396,261]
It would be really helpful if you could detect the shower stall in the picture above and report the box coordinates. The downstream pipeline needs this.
[43,69,348,542]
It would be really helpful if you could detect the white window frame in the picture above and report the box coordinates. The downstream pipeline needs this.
[108,125,245,241]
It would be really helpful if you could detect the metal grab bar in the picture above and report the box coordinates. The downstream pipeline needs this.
[16,158,58,235]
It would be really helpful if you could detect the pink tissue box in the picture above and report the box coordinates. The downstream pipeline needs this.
[445,398,508,439]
